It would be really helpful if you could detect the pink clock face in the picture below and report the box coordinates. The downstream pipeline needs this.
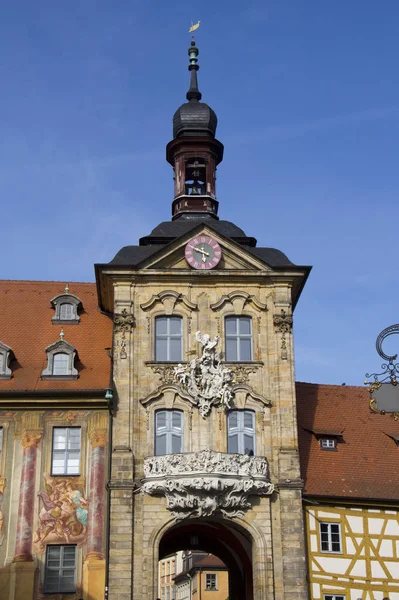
[185,236,222,270]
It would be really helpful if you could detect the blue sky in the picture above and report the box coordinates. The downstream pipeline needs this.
[1,1,398,385]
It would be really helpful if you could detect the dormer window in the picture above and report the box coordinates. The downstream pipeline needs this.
[0,341,14,380]
[320,438,337,450]
[51,287,82,325]
[42,338,78,380]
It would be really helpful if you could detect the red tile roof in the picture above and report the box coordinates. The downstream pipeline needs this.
[0,281,112,392]
[194,554,227,569]
[296,382,399,501]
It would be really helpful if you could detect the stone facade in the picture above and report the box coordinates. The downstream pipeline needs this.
[102,234,309,600]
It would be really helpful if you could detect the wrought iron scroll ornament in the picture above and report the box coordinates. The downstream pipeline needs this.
[365,324,399,419]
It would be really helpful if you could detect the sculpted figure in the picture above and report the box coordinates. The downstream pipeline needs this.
[174,331,234,417]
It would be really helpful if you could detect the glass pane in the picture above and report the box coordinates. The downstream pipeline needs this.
[228,434,239,453]
[169,317,182,335]
[156,317,168,335]
[228,412,238,428]
[225,338,237,361]
[156,411,167,430]
[244,411,254,430]
[53,353,69,375]
[68,428,81,447]
[169,338,182,361]
[239,317,251,335]
[54,428,67,449]
[60,303,74,319]
[156,338,168,361]
[172,434,182,454]
[155,434,167,456]
[47,546,61,561]
[225,317,237,335]
[172,411,182,429]
[243,434,254,454]
[239,338,252,360]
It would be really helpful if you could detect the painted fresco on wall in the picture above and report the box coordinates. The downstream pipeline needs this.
[33,474,88,553]
[0,487,4,545]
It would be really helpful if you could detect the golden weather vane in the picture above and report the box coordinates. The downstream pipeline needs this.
[189,20,201,35]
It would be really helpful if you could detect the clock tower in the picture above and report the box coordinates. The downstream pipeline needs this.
[97,39,311,600]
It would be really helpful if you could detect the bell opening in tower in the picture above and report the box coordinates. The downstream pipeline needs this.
[185,159,206,196]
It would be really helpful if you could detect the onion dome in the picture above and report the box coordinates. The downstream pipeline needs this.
[173,41,217,139]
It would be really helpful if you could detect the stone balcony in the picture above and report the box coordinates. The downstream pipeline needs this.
[141,449,274,521]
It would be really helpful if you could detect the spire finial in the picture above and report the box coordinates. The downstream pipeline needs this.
[60,328,65,341]
[186,39,202,102]
[65,282,70,294]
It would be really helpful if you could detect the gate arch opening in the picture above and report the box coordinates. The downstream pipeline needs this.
[159,519,253,600]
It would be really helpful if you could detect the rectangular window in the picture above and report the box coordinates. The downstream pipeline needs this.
[324,596,345,600]
[227,410,255,455]
[320,438,336,450]
[52,427,81,475]
[155,316,183,361]
[320,522,342,553]
[44,545,76,594]
[205,573,217,590]
[225,316,252,361]
[155,410,183,455]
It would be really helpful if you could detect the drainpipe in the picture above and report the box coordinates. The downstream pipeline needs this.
[104,339,115,600]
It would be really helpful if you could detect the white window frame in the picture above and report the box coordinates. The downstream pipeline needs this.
[205,573,217,590]
[44,545,77,594]
[155,410,184,455]
[155,316,183,362]
[227,410,255,455]
[51,427,81,476]
[320,438,336,450]
[323,595,345,600]
[225,316,253,361]
[320,522,342,553]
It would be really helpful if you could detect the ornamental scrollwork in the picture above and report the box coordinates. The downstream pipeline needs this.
[151,365,177,385]
[142,449,274,521]
[273,309,293,360]
[231,365,258,384]
[114,309,135,360]
[174,332,234,418]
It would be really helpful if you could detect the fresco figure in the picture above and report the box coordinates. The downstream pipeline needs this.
[34,474,88,552]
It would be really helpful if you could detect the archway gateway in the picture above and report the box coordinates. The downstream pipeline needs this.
[159,519,254,600]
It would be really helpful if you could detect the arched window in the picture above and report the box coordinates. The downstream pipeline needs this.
[227,410,255,455]
[52,353,70,375]
[155,409,183,455]
[59,303,74,320]
[225,316,252,361]
[155,316,183,361]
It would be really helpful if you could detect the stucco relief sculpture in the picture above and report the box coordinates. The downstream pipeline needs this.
[174,331,234,417]
[33,474,88,552]
[142,449,274,520]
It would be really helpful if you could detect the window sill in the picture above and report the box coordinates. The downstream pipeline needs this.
[145,361,188,365]
[223,361,264,366]
[51,473,81,477]
[51,319,80,325]
[0,374,12,380]
[41,375,79,381]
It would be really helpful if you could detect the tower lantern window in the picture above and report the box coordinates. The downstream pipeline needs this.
[185,159,206,195]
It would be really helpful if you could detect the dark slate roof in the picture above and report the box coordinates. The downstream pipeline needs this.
[141,218,248,243]
[109,218,296,269]
[173,101,217,139]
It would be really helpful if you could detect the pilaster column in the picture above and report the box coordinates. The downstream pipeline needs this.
[14,413,43,562]
[87,413,108,558]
